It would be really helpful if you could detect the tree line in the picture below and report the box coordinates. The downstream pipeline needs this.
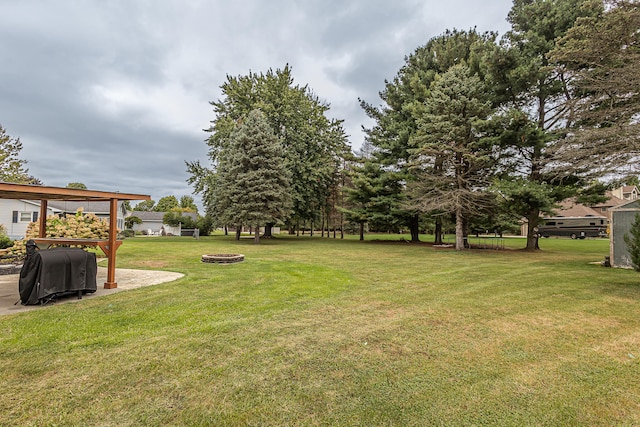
[187,0,638,248]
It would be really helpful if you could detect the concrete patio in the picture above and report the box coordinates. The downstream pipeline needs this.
[0,266,183,316]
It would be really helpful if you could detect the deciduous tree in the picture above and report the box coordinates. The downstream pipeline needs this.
[155,195,179,212]
[179,195,198,212]
[66,182,87,189]
[0,125,31,183]
[134,200,155,212]
[187,66,348,235]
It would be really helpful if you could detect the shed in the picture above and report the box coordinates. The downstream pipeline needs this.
[610,199,640,268]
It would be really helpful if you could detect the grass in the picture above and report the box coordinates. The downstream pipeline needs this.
[1,234,639,426]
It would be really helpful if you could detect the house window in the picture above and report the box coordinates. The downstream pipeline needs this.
[601,207,607,212]
[18,212,34,222]
[14,211,38,223]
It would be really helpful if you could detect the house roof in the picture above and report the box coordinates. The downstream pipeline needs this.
[132,211,166,221]
[48,200,124,214]
[130,211,197,221]
[547,198,607,219]
[592,191,626,209]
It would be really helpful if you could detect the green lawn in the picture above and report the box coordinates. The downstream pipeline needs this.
[1,234,639,426]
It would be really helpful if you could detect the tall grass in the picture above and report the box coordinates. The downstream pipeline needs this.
[0,234,638,426]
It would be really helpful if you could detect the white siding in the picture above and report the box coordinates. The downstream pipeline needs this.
[0,200,53,240]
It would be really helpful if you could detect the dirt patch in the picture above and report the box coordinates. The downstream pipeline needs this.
[136,260,171,269]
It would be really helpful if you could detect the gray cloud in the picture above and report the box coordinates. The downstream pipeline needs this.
[0,0,513,207]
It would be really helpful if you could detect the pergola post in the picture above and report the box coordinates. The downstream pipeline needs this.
[104,198,119,289]
[38,200,48,238]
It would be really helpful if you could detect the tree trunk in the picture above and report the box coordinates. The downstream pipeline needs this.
[409,213,420,242]
[455,208,465,251]
[526,207,541,250]
[224,225,228,236]
[310,221,314,237]
[321,211,325,237]
[462,215,470,248]
[235,227,241,241]
[254,223,260,244]
[359,222,365,241]
[262,222,275,238]
[434,218,443,245]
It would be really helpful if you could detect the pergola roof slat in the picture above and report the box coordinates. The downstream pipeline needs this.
[0,182,150,202]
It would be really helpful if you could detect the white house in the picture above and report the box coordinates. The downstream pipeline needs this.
[0,199,127,240]
[129,211,197,236]
[0,199,58,239]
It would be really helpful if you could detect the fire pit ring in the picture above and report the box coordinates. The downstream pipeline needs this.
[201,254,245,264]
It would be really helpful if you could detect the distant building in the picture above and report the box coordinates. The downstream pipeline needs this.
[128,211,197,236]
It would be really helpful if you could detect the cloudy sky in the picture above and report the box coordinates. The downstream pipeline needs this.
[0,0,514,208]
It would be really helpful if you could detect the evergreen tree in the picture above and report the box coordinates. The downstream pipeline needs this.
[624,213,640,272]
[408,64,495,250]
[488,0,602,250]
[549,0,640,176]
[213,109,292,244]
[343,160,403,240]
[361,29,498,243]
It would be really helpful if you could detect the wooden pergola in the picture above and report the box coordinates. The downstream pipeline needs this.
[0,182,150,289]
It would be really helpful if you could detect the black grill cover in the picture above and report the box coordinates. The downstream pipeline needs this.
[19,242,97,305]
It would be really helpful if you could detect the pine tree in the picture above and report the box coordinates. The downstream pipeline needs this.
[343,159,403,240]
[549,0,640,176]
[409,64,494,250]
[360,29,497,243]
[488,0,603,250]
[213,109,292,244]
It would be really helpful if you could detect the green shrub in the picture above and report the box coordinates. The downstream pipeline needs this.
[0,235,12,250]
[120,229,135,238]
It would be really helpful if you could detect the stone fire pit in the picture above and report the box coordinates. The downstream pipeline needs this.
[201,254,245,264]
